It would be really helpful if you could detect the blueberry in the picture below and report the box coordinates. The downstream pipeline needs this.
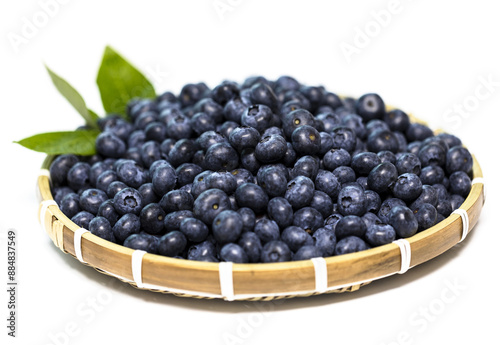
[249,83,279,113]
[291,155,320,180]
[67,162,91,191]
[257,165,288,197]
[254,218,280,243]
[139,203,166,235]
[365,222,396,247]
[377,197,406,223]
[89,216,116,243]
[323,148,351,170]
[267,197,293,229]
[255,134,288,163]
[113,187,143,215]
[212,210,243,244]
[395,153,421,175]
[79,188,108,215]
[335,215,367,239]
[291,125,321,156]
[351,152,381,176]
[234,183,269,214]
[362,212,382,229]
[179,218,209,243]
[308,191,332,219]
[151,163,177,196]
[60,193,81,219]
[164,210,194,232]
[158,231,187,257]
[220,243,248,263]
[127,130,146,149]
[356,93,385,121]
[260,241,292,263]
[190,112,216,136]
[139,141,162,168]
[366,129,400,153]
[406,123,434,142]
[203,142,239,171]
[391,173,423,202]
[413,203,438,231]
[448,171,471,198]
[330,126,357,153]
[204,171,237,195]
[71,211,95,229]
[293,245,323,261]
[89,161,113,187]
[137,182,159,205]
[193,98,224,124]
[335,236,370,255]
[95,132,126,158]
[284,176,315,210]
[193,188,232,225]
[445,146,473,175]
[377,150,397,165]
[95,170,117,192]
[436,199,452,217]
[367,162,398,194]
[144,121,167,142]
[235,232,261,263]
[282,109,316,138]
[275,75,301,93]
[186,239,217,261]
[418,143,446,167]
[135,111,158,130]
[241,104,274,133]
[310,227,335,256]
[384,109,410,132]
[410,185,438,209]
[97,199,120,226]
[230,168,255,187]
[218,120,239,139]
[388,205,418,238]
[448,194,465,211]
[364,190,381,213]
[115,160,145,189]
[112,213,141,243]
[50,154,79,186]
[337,184,367,216]
[175,163,203,187]
[223,96,251,123]
[229,126,260,152]
[420,165,445,185]
[168,139,195,167]
[293,207,324,234]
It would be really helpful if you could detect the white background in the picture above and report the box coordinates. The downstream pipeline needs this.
[1,1,499,344]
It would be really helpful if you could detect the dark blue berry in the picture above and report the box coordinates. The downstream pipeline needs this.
[158,231,187,257]
[212,210,243,244]
[255,134,288,163]
[260,241,292,263]
[50,154,79,186]
[267,197,293,229]
[388,205,418,238]
[391,173,423,202]
[335,236,370,255]
[193,188,232,225]
[365,222,396,247]
[364,190,381,213]
[420,165,445,185]
[291,125,321,156]
[410,185,438,209]
[139,203,166,235]
[60,193,81,219]
[113,187,143,215]
[406,123,434,142]
[445,146,473,175]
[179,217,209,243]
[330,126,357,153]
[367,162,398,194]
[241,104,274,133]
[95,132,126,158]
[112,213,141,243]
[337,184,367,216]
[67,162,91,191]
[291,155,320,180]
[448,171,471,198]
[79,188,108,215]
[71,211,95,229]
[413,203,437,231]
[384,109,410,132]
[89,216,116,243]
[234,183,269,214]
[395,153,421,175]
[220,243,248,263]
[377,197,406,223]
[323,148,351,170]
[238,231,262,263]
[254,218,280,243]
[229,126,260,152]
[97,199,120,226]
[284,176,315,210]
[356,93,385,121]
[335,215,367,239]
[293,207,324,234]
[293,245,323,261]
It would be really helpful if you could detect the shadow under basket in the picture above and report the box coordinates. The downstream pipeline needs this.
[36,130,486,301]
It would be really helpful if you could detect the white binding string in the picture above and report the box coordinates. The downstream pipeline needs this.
[132,250,147,289]
[74,228,89,263]
[39,200,57,232]
[472,177,486,202]
[452,209,469,242]
[311,257,328,293]
[393,239,411,274]
[219,262,234,301]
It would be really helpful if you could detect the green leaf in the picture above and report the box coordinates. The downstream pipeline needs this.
[96,46,156,116]
[15,130,100,156]
[45,66,100,128]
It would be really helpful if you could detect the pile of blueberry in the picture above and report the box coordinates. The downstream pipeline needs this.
[49,76,474,263]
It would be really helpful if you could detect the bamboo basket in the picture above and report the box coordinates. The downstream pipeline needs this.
[36,114,486,301]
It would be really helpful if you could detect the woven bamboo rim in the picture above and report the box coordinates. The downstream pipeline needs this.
[36,116,485,301]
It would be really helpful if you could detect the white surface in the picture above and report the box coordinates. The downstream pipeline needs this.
[1,1,498,344]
